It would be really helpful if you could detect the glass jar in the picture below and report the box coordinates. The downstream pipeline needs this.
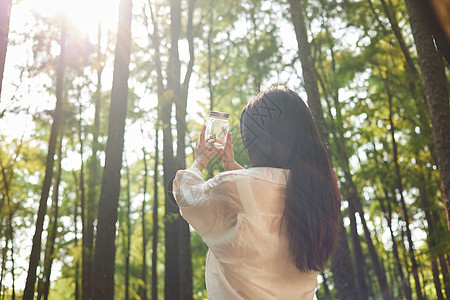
[205,111,230,149]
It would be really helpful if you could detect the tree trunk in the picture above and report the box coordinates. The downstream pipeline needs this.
[329,32,391,297]
[447,255,450,271]
[151,128,159,300]
[205,0,216,180]
[404,0,450,232]
[0,156,17,300]
[125,162,131,300]
[429,171,450,298]
[207,0,214,111]
[38,134,63,300]
[148,1,164,96]
[381,188,412,300]
[147,4,162,300]
[439,254,450,298]
[417,172,444,299]
[287,1,358,299]
[330,221,359,300]
[23,23,66,300]
[338,116,389,298]
[0,0,12,99]
[288,0,328,144]
[379,0,418,75]
[321,71,368,300]
[7,203,15,300]
[385,76,423,299]
[74,180,80,300]
[345,172,389,299]
[125,159,131,300]
[348,210,368,299]
[343,181,369,300]
[372,142,413,300]
[320,272,331,296]
[329,113,390,299]
[148,0,196,297]
[0,138,25,299]
[162,122,179,300]
[92,0,132,298]
[163,0,181,296]
[399,220,412,287]
[139,145,148,300]
[432,258,445,300]
[0,162,11,299]
[248,4,261,92]
[164,0,196,298]
[0,245,5,297]
[76,85,88,300]
[178,1,195,299]
[83,22,104,300]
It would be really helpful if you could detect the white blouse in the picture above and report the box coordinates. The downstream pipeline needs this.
[173,167,318,300]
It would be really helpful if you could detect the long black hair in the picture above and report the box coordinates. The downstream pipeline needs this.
[240,85,340,271]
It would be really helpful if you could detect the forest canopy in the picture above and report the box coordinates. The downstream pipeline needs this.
[0,0,449,299]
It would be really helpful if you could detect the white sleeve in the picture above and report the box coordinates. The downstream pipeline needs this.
[173,168,238,238]
[173,167,206,207]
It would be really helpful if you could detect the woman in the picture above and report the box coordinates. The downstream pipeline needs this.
[173,85,341,299]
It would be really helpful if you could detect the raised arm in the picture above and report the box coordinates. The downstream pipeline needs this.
[219,132,244,171]
[191,125,219,171]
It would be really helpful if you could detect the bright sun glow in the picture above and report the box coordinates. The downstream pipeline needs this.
[16,0,120,41]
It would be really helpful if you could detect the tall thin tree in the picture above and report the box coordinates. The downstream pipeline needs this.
[0,138,23,299]
[124,161,132,300]
[384,74,423,299]
[2,135,25,299]
[83,22,104,300]
[163,0,182,297]
[72,84,87,300]
[0,246,5,297]
[37,133,63,300]
[92,0,132,298]
[139,142,149,300]
[74,179,80,300]
[404,0,450,232]
[0,173,15,300]
[0,0,12,99]
[374,146,412,300]
[417,172,444,300]
[147,4,162,299]
[318,41,368,300]
[23,22,66,300]
[207,0,214,111]
[151,128,159,300]
[163,0,196,298]
[178,1,196,299]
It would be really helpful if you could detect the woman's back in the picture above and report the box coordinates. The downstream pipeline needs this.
[174,167,318,299]
[174,86,339,299]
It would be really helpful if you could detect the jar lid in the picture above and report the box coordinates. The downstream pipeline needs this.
[209,111,230,119]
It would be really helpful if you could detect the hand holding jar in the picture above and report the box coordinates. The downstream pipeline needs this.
[205,111,229,150]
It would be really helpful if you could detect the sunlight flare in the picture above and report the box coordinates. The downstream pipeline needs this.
[20,0,119,39]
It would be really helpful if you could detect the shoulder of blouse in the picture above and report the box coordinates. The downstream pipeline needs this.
[178,167,289,187]
[205,167,290,187]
